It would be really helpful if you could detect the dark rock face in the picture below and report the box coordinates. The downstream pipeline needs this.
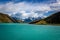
[0,13,18,23]
[29,12,60,24]
[45,12,60,24]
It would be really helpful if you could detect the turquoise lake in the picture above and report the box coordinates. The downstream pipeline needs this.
[0,23,60,40]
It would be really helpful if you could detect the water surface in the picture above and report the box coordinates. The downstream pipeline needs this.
[0,23,60,40]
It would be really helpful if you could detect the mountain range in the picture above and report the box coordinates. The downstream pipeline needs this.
[0,13,41,23]
[11,13,42,23]
[0,12,60,24]
[23,17,41,23]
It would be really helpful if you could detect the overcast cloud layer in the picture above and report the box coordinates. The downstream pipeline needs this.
[0,0,60,20]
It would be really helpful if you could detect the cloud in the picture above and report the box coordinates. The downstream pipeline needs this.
[50,0,60,11]
[0,2,51,19]
[0,0,60,20]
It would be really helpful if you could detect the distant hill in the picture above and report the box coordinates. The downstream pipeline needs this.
[29,12,60,24]
[23,17,41,23]
[11,13,42,23]
[0,13,19,23]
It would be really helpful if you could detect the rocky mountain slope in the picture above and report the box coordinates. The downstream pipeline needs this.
[29,12,60,24]
[0,13,19,23]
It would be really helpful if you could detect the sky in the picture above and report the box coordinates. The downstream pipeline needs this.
[0,0,60,20]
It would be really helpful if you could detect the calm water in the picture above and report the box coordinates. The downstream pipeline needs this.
[0,23,60,40]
